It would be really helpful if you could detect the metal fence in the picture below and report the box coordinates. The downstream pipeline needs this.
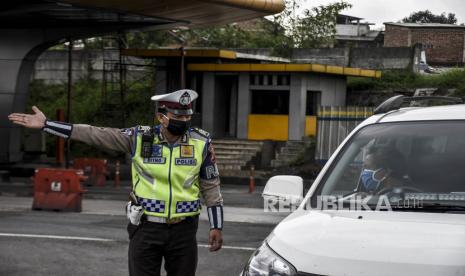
[315,106,374,162]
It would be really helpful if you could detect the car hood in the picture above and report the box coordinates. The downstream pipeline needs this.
[268,210,465,276]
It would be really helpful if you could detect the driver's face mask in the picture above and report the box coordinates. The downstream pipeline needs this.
[360,169,387,192]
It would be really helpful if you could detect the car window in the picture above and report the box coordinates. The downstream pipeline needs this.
[313,121,465,210]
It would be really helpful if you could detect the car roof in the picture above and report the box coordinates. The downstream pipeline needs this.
[372,104,465,124]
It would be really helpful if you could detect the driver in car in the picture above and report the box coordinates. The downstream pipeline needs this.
[359,148,406,193]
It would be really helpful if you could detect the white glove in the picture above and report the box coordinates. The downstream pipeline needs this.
[126,201,144,226]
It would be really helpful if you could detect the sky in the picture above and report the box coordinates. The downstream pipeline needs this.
[298,0,465,29]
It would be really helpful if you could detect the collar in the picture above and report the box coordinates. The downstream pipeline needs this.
[154,125,189,145]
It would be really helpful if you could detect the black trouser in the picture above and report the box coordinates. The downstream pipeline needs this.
[128,216,199,276]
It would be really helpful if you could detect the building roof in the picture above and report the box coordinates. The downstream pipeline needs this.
[384,22,465,29]
[121,48,290,62]
[187,63,382,78]
[338,14,364,21]
[336,30,382,41]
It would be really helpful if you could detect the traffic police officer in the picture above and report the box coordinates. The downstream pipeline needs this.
[8,89,224,276]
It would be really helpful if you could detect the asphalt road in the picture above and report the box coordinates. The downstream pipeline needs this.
[0,180,286,276]
[0,209,277,276]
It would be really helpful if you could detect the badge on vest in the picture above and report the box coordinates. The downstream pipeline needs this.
[152,145,163,157]
[143,145,165,164]
[180,145,194,158]
[175,158,197,166]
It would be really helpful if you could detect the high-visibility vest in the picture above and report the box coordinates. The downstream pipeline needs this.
[131,126,209,219]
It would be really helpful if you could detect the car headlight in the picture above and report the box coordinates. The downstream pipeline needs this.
[242,242,297,276]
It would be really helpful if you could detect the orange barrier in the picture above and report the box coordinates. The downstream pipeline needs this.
[32,168,86,212]
[73,158,108,186]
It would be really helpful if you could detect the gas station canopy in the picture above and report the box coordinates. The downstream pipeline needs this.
[1,0,285,29]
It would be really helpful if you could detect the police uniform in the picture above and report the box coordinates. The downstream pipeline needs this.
[41,89,223,276]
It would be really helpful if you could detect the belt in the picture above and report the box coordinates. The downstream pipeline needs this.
[145,215,186,224]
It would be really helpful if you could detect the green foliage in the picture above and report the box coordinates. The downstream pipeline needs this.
[348,69,465,96]
[402,10,458,24]
[28,79,100,124]
[292,1,352,48]
[27,76,154,158]
[124,31,178,49]
[177,19,292,57]
[123,79,157,127]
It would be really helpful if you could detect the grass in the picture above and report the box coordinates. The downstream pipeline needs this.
[348,69,465,96]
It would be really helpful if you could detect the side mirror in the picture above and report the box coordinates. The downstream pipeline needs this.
[262,175,304,209]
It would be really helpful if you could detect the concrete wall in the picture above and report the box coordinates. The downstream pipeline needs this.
[336,24,370,36]
[292,46,419,70]
[306,74,346,106]
[292,48,349,66]
[33,50,147,84]
[350,47,414,70]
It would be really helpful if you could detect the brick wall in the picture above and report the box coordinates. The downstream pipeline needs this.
[411,28,464,64]
[384,25,410,47]
[384,24,465,65]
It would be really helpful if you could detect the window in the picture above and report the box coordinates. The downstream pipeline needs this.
[251,90,289,114]
[306,91,321,116]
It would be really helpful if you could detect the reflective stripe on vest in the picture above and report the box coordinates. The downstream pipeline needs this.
[131,131,207,218]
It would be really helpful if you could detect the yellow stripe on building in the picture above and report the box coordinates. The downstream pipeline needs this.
[187,63,381,78]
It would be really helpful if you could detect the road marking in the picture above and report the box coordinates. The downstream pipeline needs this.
[0,233,114,242]
[198,244,256,251]
[0,233,256,250]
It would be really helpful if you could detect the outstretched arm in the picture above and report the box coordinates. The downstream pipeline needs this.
[8,106,136,154]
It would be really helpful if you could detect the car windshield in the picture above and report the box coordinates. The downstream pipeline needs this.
[311,121,465,211]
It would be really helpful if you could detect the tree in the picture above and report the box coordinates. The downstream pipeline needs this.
[272,0,352,48]
[402,10,457,24]
[177,18,292,56]
[295,1,352,48]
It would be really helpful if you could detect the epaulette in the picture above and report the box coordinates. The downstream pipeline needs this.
[190,127,210,141]
[137,125,152,134]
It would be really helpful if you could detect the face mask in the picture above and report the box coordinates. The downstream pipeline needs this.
[360,169,385,192]
[163,115,191,136]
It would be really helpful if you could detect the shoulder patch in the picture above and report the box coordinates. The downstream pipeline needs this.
[137,125,152,134]
[191,127,210,138]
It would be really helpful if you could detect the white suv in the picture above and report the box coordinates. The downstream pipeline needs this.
[242,96,465,276]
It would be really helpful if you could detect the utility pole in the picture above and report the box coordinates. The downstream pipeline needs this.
[66,39,73,168]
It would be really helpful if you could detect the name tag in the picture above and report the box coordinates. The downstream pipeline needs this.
[144,157,166,164]
[175,158,197,166]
